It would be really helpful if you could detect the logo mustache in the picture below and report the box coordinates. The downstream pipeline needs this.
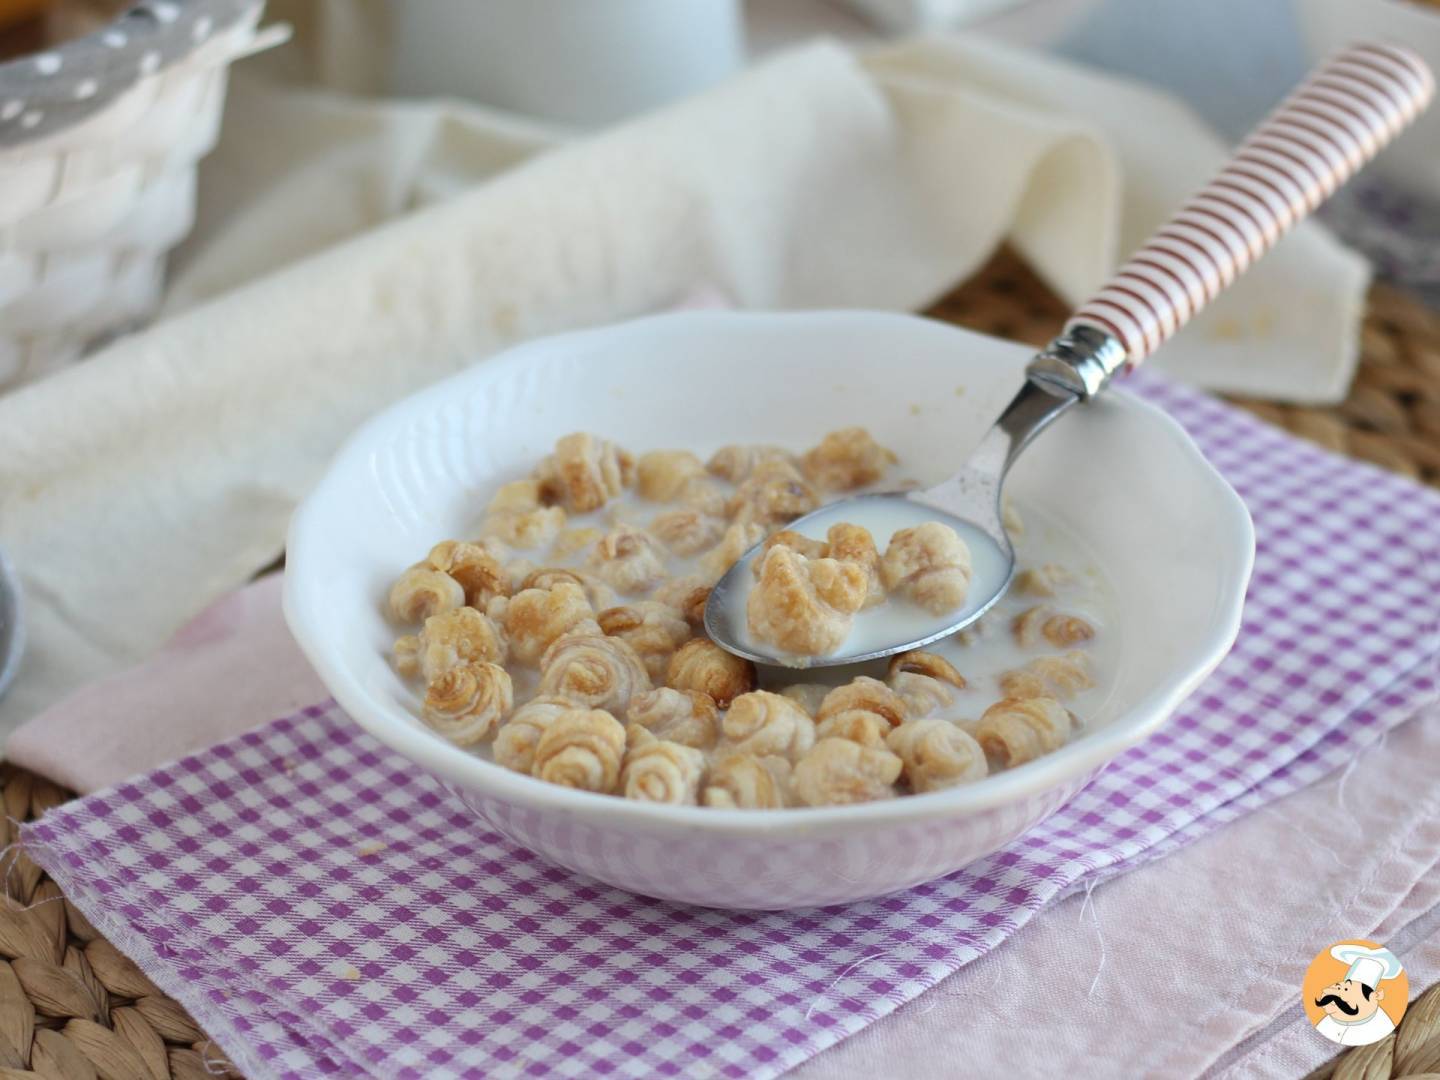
[1315,994,1360,1016]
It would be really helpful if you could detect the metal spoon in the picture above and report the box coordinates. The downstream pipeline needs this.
[706,41,1433,670]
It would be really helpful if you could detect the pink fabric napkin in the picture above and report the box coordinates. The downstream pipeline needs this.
[17,373,1440,1079]
[5,574,327,794]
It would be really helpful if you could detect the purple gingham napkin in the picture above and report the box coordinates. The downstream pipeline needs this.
[22,373,1440,1080]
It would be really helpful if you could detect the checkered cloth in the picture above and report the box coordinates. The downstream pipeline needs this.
[23,373,1440,1080]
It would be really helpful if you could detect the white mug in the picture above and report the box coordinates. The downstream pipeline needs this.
[386,0,746,126]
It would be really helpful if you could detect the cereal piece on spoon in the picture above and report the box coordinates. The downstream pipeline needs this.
[879,522,973,616]
[746,546,868,656]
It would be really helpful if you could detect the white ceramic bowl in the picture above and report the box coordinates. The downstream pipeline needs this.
[284,311,1253,910]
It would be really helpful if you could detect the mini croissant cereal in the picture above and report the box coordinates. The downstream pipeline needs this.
[666,638,756,708]
[406,607,507,681]
[520,567,617,611]
[597,601,692,682]
[879,522,973,616]
[544,433,634,512]
[746,547,868,656]
[886,719,987,793]
[421,662,514,746]
[493,695,575,774]
[424,541,509,609]
[887,650,966,690]
[814,676,908,730]
[649,509,724,556]
[635,450,706,502]
[706,444,795,484]
[791,738,902,806]
[587,524,668,596]
[1014,564,1072,597]
[532,708,627,793]
[625,687,720,751]
[497,581,595,667]
[814,710,891,749]
[973,696,1074,768]
[387,429,1110,807]
[698,521,768,583]
[652,575,712,628]
[538,629,652,714]
[702,752,793,809]
[886,671,957,719]
[998,652,1094,701]
[728,458,819,527]
[621,728,706,804]
[529,711,624,794]
[1012,606,1095,649]
[389,565,465,624]
[824,523,885,609]
[800,427,897,491]
[721,690,817,762]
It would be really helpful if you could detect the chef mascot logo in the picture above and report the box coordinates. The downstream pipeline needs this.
[1303,940,1408,1047]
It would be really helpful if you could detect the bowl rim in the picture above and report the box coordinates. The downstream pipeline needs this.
[285,310,1255,837]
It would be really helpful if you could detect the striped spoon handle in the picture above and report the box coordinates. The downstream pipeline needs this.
[1065,42,1434,370]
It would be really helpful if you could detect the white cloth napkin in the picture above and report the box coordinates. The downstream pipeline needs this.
[0,35,1367,736]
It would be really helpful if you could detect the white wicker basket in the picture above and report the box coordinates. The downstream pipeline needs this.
[0,0,274,389]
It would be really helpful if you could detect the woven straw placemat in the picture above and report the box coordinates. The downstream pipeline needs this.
[0,248,1433,1077]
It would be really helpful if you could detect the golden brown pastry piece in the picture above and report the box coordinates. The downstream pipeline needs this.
[886,718,987,793]
[815,676,909,729]
[706,444,796,484]
[598,601,693,682]
[698,521,768,584]
[886,672,957,719]
[421,541,508,609]
[620,728,706,804]
[791,738,902,806]
[532,708,627,793]
[1014,564,1072,598]
[751,530,828,574]
[745,547,868,656]
[536,433,634,513]
[495,581,595,667]
[814,710,890,749]
[492,695,575,774]
[625,687,720,751]
[400,607,507,681]
[728,459,819,528]
[388,565,464,624]
[879,522,973,615]
[702,752,793,809]
[1012,606,1095,649]
[519,567,617,611]
[665,638,756,708]
[587,524,669,596]
[550,526,606,561]
[652,575,712,628]
[972,696,1074,768]
[479,482,568,549]
[997,652,1094,701]
[824,523,885,608]
[887,650,966,690]
[635,450,707,502]
[421,662,514,746]
[721,690,817,761]
[538,628,652,714]
[649,509,725,557]
[800,427,897,491]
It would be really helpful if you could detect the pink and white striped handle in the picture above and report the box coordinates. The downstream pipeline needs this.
[1067,42,1434,369]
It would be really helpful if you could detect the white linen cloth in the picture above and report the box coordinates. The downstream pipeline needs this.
[0,34,1368,738]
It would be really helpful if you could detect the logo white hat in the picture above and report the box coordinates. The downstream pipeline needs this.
[1330,944,1403,989]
